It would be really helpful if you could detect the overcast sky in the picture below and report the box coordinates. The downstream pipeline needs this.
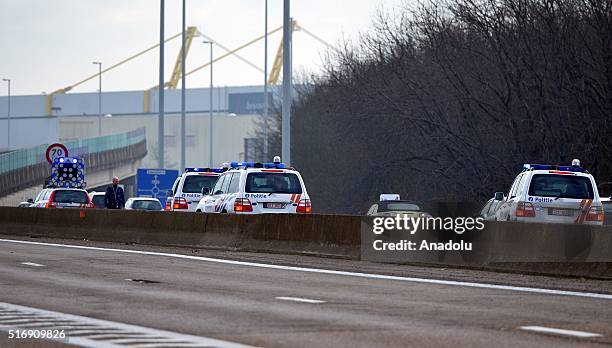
[0,0,406,96]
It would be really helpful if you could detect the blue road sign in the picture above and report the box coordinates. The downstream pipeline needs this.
[136,168,179,205]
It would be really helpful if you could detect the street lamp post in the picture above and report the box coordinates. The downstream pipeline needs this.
[282,0,292,165]
[263,0,269,162]
[180,0,187,171]
[2,78,10,150]
[92,62,102,136]
[158,0,166,169]
[203,41,214,167]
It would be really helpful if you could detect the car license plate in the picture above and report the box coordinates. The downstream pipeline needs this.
[548,208,574,216]
[265,203,283,209]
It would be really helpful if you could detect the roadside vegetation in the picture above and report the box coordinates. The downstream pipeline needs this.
[260,0,612,213]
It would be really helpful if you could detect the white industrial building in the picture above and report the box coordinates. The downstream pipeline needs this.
[0,85,277,169]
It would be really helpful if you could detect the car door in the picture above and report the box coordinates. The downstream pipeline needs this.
[204,174,228,213]
[497,175,521,221]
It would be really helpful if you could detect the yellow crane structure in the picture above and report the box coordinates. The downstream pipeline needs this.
[45,20,334,115]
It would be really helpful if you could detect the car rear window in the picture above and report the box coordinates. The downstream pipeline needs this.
[379,202,421,212]
[132,200,162,211]
[245,173,302,194]
[91,195,105,208]
[53,190,89,204]
[528,174,594,199]
[182,175,218,193]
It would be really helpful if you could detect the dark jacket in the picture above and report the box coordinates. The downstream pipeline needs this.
[104,185,125,209]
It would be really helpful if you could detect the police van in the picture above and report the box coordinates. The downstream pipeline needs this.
[195,157,311,214]
[494,159,604,225]
[166,167,224,212]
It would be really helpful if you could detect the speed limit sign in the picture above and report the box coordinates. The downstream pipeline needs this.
[45,143,69,164]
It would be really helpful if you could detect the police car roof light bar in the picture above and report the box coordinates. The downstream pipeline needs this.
[523,163,586,173]
[230,161,287,169]
[185,167,226,173]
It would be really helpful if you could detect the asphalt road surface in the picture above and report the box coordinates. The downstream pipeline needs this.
[1,235,611,348]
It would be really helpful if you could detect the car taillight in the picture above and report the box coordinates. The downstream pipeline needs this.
[516,202,535,217]
[173,197,189,210]
[297,199,312,214]
[234,198,253,213]
[45,192,56,208]
[165,199,172,211]
[586,206,604,222]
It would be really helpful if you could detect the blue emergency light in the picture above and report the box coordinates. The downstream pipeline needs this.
[263,162,286,169]
[230,161,286,169]
[185,167,226,173]
[523,163,586,172]
[49,157,87,189]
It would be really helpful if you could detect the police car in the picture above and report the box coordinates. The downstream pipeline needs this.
[166,167,224,212]
[195,157,311,214]
[494,159,604,225]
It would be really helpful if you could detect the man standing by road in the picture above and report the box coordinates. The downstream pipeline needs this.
[104,176,125,209]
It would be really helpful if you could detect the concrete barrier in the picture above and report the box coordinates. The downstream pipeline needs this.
[0,207,610,279]
[0,207,360,259]
[361,218,612,278]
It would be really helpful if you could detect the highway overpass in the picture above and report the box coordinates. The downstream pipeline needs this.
[0,128,147,206]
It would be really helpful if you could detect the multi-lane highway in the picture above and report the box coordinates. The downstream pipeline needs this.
[1,235,611,348]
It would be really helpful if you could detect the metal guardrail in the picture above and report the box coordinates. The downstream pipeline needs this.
[0,128,145,175]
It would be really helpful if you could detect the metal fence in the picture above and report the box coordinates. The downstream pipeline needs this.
[0,128,145,175]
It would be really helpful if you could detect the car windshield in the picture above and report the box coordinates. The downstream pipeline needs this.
[183,175,218,193]
[131,200,162,211]
[91,195,105,208]
[53,190,89,204]
[245,173,302,194]
[528,174,594,199]
[379,202,421,212]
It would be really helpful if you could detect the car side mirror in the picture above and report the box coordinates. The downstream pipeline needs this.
[27,198,34,203]
[166,189,173,196]
[201,187,211,195]
[494,192,504,201]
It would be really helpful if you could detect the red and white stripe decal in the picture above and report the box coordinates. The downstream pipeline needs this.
[294,194,302,203]
[575,199,592,224]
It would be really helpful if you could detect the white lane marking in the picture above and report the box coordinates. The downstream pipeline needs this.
[0,302,254,348]
[1,238,612,300]
[520,326,603,338]
[276,296,326,304]
[21,262,45,267]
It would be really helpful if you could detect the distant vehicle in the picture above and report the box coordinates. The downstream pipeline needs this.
[17,200,33,208]
[196,158,312,214]
[366,195,431,218]
[31,188,94,209]
[89,192,106,209]
[494,160,604,225]
[125,197,164,211]
[479,197,503,221]
[166,168,224,212]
